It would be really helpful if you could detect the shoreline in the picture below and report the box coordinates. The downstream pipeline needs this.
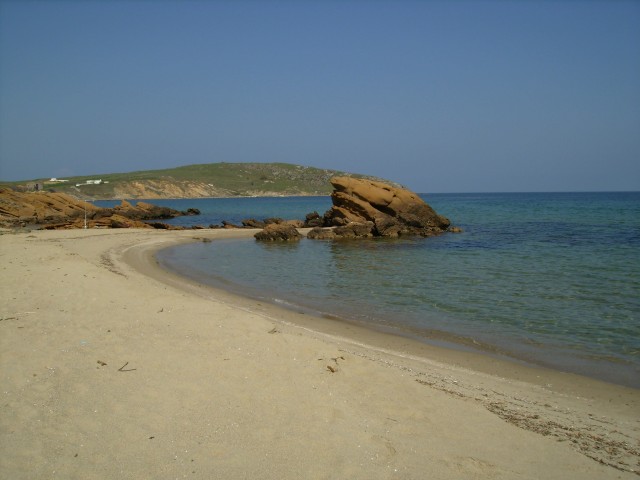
[156,233,639,390]
[1,228,638,478]
[143,231,638,398]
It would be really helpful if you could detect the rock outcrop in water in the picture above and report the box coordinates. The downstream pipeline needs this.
[0,188,199,229]
[307,227,337,240]
[254,223,302,241]
[320,177,453,238]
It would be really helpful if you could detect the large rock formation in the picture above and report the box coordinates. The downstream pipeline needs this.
[321,177,452,237]
[0,188,198,229]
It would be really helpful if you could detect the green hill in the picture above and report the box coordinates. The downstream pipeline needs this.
[3,162,396,200]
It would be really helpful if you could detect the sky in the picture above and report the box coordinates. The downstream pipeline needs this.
[0,0,639,193]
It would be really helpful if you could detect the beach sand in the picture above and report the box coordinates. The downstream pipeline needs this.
[1,228,638,479]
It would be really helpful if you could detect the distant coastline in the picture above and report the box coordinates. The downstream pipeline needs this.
[0,162,399,201]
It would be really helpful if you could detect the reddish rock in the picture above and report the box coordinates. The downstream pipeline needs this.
[0,188,196,229]
[322,177,451,237]
[0,188,100,226]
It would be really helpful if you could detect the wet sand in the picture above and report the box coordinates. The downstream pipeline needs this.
[1,228,638,479]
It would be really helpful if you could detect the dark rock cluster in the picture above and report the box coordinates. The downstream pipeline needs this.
[254,223,302,241]
[255,176,459,241]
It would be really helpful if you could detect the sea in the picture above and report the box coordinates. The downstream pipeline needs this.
[96,192,640,388]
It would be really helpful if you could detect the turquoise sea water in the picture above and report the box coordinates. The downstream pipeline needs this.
[113,193,640,388]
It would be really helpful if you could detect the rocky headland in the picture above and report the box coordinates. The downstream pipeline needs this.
[2,176,457,237]
[255,176,459,241]
[0,188,199,229]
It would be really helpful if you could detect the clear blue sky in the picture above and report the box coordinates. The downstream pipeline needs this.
[1,0,639,192]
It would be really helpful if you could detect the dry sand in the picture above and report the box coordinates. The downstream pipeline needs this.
[1,228,638,479]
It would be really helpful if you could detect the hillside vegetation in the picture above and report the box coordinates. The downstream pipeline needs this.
[3,163,397,200]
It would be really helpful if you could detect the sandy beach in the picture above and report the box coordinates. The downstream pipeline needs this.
[1,228,638,479]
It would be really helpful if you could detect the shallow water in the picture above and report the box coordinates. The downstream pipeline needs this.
[148,192,640,387]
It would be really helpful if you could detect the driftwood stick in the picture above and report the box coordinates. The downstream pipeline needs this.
[118,362,136,372]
